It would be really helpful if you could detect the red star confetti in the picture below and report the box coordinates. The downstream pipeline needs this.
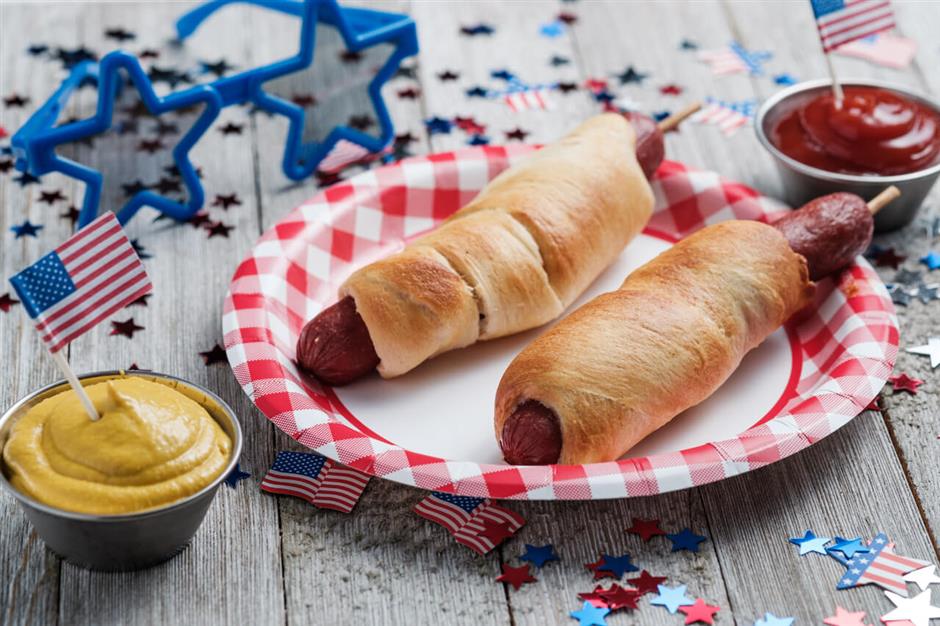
[627,517,666,541]
[110,318,144,338]
[865,396,882,411]
[584,77,608,92]
[199,344,228,365]
[217,121,244,135]
[0,292,20,313]
[3,93,29,107]
[454,116,486,135]
[205,221,234,238]
[660,84,683,96]
[505,127,529,141]
[627,570,667,595]
[127,294,151,308]
[823,606,869,626]
[437,69,459,81]
[888,373,923,395]
[578,586,608,608]
[0,125,9,139]
[478,520,516,547]
[59,206,81,226]
[585,556,616,580]
[600,584,641,611]
[38,189,66,204]
[397,87,420,99]
[874,247,906,268]
[188,211,212,228]
[212,193,242,209]
[496,563,536,590]
[678,598,720,625]
[557,11,577,24]
[137,138,164,154]
[291,93,316,107]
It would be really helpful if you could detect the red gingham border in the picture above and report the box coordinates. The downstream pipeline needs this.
[223,146,898,500]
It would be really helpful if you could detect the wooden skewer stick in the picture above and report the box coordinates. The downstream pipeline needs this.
[657,101,703,133]
[867,185,901,215]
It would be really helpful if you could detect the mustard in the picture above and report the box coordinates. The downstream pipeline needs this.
[3,377,231,515]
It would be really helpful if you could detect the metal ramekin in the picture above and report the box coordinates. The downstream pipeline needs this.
[755,78,940,232]
[0,371,243,571]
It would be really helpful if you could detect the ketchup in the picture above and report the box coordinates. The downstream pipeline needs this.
[770,86,940,176]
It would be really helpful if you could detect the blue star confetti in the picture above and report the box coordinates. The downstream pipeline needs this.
[467,134,490,146]
[920,251,940,270]
[789,530,831,556]
[667,528,707,552]
[540,20,565,38]
[10,220,43,239]
[224,463,251,489]
[465,86,489,98]
[650,584,695,613]
[598,553,638,578]
[773,73,797,85]
[520,544,559,568]
[460,23,494,36]
[827,536,870,559]
[569,601,610,626]
[424,117,454,135]
[490,68,516,81]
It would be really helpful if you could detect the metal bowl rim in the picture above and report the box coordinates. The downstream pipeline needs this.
[0,369,243,523]
[754,77,940,184]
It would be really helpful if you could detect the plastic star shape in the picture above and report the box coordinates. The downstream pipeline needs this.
[110,317,145,338]
[678,598,720,624]
[569,601,610,626]
[600,584,640,611]
[822,606,869,626]
[496,563,536,590]
[224,463,250,488]
[905,565,940,592]
[478,521,515,546]
[10,220,43,238]
[200,344,228,366]
[828,537,870,559]
[614,66,649,85]
[921,251,940,271]
[789,529,831,555]
[889,373,924,395]
[907,338,940,369]
[650,584,695,614]
[505,127,529,141]
[596,553,638,578]
[754,613,794,626]
[0,292,20,313]
[881,589,940,626]
[424,116,453,135]
[539,20,565,38]
[627,517,666,541]
[578,586,609,608]
[519,544,558,568]
[212,193,242,209]
[667,528,707,552]
[205,221,234,239]
[627,570,666,595]
[437,69,459,81]
[38,189,66,204]
[660,84,683,96]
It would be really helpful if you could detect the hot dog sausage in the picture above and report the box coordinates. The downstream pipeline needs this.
[296,118,667,386]
[498,191,874,465]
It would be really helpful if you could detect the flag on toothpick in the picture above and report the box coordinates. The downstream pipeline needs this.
[260,451,370,513]
[10,212,152,353]
[810,0,896,53]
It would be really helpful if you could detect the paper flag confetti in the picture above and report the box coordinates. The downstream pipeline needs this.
[697,41,771,76]
[260,451,370,514]
[414,492,525,554]
[691,98,756,136]
[835,33,917,69]
[830,533,932,596]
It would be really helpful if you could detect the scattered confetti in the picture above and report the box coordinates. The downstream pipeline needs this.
[789,529,831,555]
[224,464,251,488]
[104,27,135,41]
[904,565,940,592]
[597,553,638,578]
[651,584,695,614]
[217,122,244,135]
[827,536,869,559]
[907,338,940,369]
[692,98,756,136]
[496,563,536,590]
[201,59,235,77]
[557,11,578,24]
[37,189,66,204]
[205,221,234,238]
[550,55,571,66]
[148,66,191,88]
[260,451,370,513]
[0,293,20,313]
[10,220,43,239]
[200,344,228,366]
[822,606,869,626]
[413,492,525,555]
[880,589,940,626]
[920,251,940,270]
[678,598,720,625]
[874,247,907,268]
[569,601,610,626]
[557,81,579,93]
[0,158,13,173]
[832,533,932,596]
[339,50,363,63]
[14,172,41,187]
[698,41,771,76]
[437,69,459,81]
[137,138,165,154]
[888,373,924,395]
[290,93,316,108]
[614,66,649,85]
[3,93,30,108]
[627,518,666,541]
[212,193,242,209]
[397,86,420,99]
[519,544,558,568]
[667,528,707,552]
[454,116,486,134]
[773,73,797,85]
[895,268,922,285]
[627,570,667,595]
[540,20,565,38]
[460,23,494,36]
[130,239,151,260]
[153,177,182,194]
[122,180,149,197]
[110,317,145,338]
[753,613,794,626]
[600,584,641,611]
[504,127,530,141]
[680,39,699,50]
[424,116,453,135]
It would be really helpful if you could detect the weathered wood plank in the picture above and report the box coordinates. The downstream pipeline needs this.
[0,3,284,625]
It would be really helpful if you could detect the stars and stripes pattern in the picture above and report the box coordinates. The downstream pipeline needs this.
[414,492,526,554]
[504,87,554,112]
[318,139,389,174]
[811,0,896,53]
[691,98,757,136]
[9,212,152,352]
[832,532,931,596]
[697,42,771,76]
[260,451,370,513]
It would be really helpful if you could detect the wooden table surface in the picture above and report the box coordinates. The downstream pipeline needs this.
[1,2,938,625]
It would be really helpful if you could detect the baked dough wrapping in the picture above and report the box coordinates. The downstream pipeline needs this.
[341,113,655,377]
[494,220,815,464]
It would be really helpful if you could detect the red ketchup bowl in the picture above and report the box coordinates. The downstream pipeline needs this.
[756,79,940,232]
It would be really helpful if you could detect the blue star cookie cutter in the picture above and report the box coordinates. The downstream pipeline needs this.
[176,0,418,181]
[11,51,223,227]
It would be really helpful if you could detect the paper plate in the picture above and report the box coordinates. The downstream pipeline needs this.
[223,146,898,500]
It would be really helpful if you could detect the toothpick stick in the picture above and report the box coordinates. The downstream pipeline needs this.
[867,186,901,215]
[657,101,703,133]
[824,53,844,104]
[51,351,99,421]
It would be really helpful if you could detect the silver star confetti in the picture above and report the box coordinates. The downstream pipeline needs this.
[895,268,923,285]
[916,283,939,304]
[907,337,940,369]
